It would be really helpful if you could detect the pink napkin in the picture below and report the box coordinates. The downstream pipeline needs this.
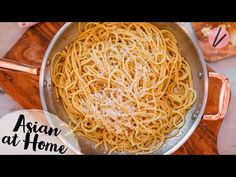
[18,22,39,28]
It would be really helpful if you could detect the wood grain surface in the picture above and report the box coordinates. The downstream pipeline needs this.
[0,22,223,154]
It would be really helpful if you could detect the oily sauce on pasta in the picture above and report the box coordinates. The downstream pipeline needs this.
[51,22,196,154]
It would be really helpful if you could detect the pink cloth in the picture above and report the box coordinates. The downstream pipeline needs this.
[18,22,38,28]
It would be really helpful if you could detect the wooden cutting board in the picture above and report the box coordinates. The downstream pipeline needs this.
[0,22,223,154]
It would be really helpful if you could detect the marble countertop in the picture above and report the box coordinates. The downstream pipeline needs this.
[0,23,26,117]
[0,22,235,154]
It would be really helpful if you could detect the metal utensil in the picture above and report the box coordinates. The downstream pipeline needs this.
[0,58,40,75]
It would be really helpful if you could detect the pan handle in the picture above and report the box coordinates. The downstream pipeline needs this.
[203,72,231,120]
[0,58,40,75]
[0,58,231,120]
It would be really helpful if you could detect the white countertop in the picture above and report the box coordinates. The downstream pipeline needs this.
[0,22,235,154]
[0,23,26,117]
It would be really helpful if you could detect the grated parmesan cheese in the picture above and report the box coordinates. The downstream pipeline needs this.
[201,26,212,37]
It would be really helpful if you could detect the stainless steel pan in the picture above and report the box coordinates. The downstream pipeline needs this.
[0,22,231,154]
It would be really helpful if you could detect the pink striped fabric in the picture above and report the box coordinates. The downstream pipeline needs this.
[18,22,39,28]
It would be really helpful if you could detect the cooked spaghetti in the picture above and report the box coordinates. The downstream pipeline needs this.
[51,22,197,154]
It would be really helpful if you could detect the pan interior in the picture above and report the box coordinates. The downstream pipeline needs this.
[40,22,208,155]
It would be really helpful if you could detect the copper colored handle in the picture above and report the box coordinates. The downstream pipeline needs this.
[203,72,231,120]
[0,58,40,75]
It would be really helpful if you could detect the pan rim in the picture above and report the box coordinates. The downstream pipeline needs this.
[39,22,209,155]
